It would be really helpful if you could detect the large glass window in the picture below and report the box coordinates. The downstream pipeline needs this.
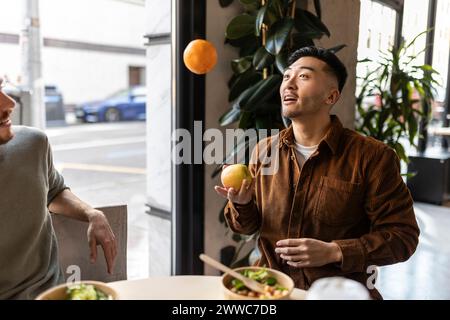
[429,0,450,139]
[357,0,397,95]
[402,0,430,64]
[358,0,397,59]
[432,0,450,94]
[358,0,449,150]
[1,0,171,280]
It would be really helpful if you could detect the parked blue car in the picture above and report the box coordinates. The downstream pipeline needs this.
[75,86,146,123]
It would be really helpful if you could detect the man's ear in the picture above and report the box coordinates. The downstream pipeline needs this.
[326,89,340,106]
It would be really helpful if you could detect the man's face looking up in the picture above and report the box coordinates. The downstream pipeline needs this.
[280,56,340,120]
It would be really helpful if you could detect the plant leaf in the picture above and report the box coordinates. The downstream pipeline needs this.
[231,56,253,74]
[219,0,234,7]
[239,111,253,129]
[212,135,252,178]
[227,73,239,89]
[229,81,262,112]
[313,0,322,19]
[291,33,315,49]
[282,116,291,128]
[255,4,268,37]
[244,75,283,110]
[407,114,418,145]
[228,69,262,101]
[404,30,428,51]
[294,9,330,37]
[226,14,257,40]
[253,47,275,70]
[219,107,241,126]
[266,1,281,25]
[358,58,372,63]
[275,51,288,73]
[265,18,294,55]
[393,142,408,164]
[255,116,270,129]
[218,201,228,222]
[239,0,259,11]
[222,136,255,167]
[292,28,325,40]
[226,34,258,49]
[232,233,242,242]
[257,103,281,114]
[327,44,346,54]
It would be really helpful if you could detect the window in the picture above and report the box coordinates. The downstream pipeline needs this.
[402,0,430,64]
[357,0,398,92]
[428,0,450,140]
[129,66,146,87]
[432,0,449,103]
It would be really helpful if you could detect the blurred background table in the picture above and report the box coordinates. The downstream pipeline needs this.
[109,276,307,300]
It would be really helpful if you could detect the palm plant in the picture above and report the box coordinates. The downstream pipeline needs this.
[356,31,440,165]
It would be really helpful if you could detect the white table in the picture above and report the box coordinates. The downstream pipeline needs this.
[109,276,307,300]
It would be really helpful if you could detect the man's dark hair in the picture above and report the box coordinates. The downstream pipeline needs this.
[287,46,348,92]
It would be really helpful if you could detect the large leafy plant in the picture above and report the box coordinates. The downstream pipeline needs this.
[356,31,439,165]
[218,0,342,134]
[215,0,344,267]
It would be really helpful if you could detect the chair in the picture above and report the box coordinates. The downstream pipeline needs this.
[51,205,128,282]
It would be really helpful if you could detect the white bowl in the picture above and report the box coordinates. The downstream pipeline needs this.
[35,280,119,300]
[221,266,294,300]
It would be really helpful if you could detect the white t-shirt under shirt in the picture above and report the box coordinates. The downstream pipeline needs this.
[294,142,319,167]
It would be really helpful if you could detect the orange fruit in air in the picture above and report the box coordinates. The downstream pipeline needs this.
[183,39,218,75]
[221,164,253,191]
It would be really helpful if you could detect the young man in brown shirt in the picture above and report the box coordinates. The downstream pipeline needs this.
[215,47,419,299]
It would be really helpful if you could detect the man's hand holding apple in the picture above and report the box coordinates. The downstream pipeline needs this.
[214,164,255,205]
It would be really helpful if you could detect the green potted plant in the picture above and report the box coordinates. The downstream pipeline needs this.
[356,31,440,167]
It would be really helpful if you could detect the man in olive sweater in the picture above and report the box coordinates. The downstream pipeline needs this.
[0,79,117,299]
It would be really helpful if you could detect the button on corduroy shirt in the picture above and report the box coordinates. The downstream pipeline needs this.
[224,115,419,299]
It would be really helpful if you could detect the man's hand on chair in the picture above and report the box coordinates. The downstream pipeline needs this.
[86,209,117,274]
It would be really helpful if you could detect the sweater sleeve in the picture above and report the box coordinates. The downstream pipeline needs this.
[45,136,69,206]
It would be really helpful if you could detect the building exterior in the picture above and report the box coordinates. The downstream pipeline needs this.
[0,0,146,107]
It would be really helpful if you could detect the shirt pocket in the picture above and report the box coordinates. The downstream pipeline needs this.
[314,176,363,226]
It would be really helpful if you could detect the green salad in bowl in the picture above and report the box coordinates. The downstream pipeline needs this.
[222,267,294,300]
[35,281,118,300]
[66,283,112,300]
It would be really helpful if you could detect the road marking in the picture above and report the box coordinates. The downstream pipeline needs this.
[46,122,145,137]
[52,136,146,151]
[57,162,146,175]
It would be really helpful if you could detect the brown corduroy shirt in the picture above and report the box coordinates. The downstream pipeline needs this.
[224,115,419,299]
